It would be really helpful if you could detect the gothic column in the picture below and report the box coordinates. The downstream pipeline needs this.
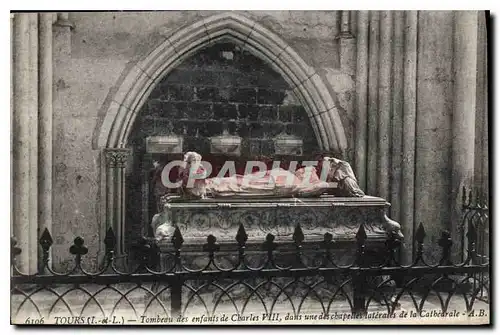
[377,11,393,200]
[366,11,380,195]
[400,11,418,262]
[104,148,131,256]
[12,13,39,273]
[474,12,488,197]
[37,13,55,271]
[354,11,369,190]
[450,11,478,257]
[390,11,405,226]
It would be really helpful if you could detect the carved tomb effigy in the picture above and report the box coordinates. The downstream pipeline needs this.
[150,152,403,268]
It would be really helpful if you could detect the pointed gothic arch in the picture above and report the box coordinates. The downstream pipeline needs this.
[95,12,347,153]
[95,12,349,255]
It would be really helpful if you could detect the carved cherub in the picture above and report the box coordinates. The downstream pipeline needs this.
[152,203,176,241]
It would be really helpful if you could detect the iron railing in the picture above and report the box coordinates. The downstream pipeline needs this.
[11,219,490,325]
[460,186,490,303]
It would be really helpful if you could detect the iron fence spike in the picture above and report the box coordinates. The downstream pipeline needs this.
[104,227,116,251]
[415,222,426,243]
[235,223,248,246]
[39,228,53,251]
[171,225,184,249]
[356,224,367,243]
[293,224,305,245]
[467,221,478,244]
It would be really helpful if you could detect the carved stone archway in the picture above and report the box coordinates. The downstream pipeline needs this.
[95,12,348,254]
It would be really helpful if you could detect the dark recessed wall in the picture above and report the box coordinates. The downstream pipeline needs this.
[125,42,320,247]
[128,42,318,157]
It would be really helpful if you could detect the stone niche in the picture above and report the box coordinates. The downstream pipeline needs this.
[127,42,318,157]
[125,41,322,247]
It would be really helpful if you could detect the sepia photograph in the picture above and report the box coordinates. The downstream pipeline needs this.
[9,9,490,326]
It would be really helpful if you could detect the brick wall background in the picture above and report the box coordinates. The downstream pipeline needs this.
[128,42,318,157]
[125,42,320,247]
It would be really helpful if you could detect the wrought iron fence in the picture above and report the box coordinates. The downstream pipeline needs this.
[460,186,490,303]
[11,217,490,325]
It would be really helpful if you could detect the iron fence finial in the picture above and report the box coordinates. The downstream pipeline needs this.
[293,223,305,245]
[356,224,367,244]
[321,232,334,249]
[171,226,184,250]
[39,228,53,252]
[235,223,248,247]
[415,222,426,243]
[69,236,88,256]
[203,234,220,254]
[104,227,116,254]
[262,233,277,252]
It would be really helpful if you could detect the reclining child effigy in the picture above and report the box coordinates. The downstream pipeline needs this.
[152,151,402,245]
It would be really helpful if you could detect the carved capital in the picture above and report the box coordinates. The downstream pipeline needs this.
[104,148,130,168]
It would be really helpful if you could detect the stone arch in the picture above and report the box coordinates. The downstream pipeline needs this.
[95,12,347,153]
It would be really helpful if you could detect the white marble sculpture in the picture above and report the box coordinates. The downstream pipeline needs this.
[177,151,364,199]
[152,203,176,241]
